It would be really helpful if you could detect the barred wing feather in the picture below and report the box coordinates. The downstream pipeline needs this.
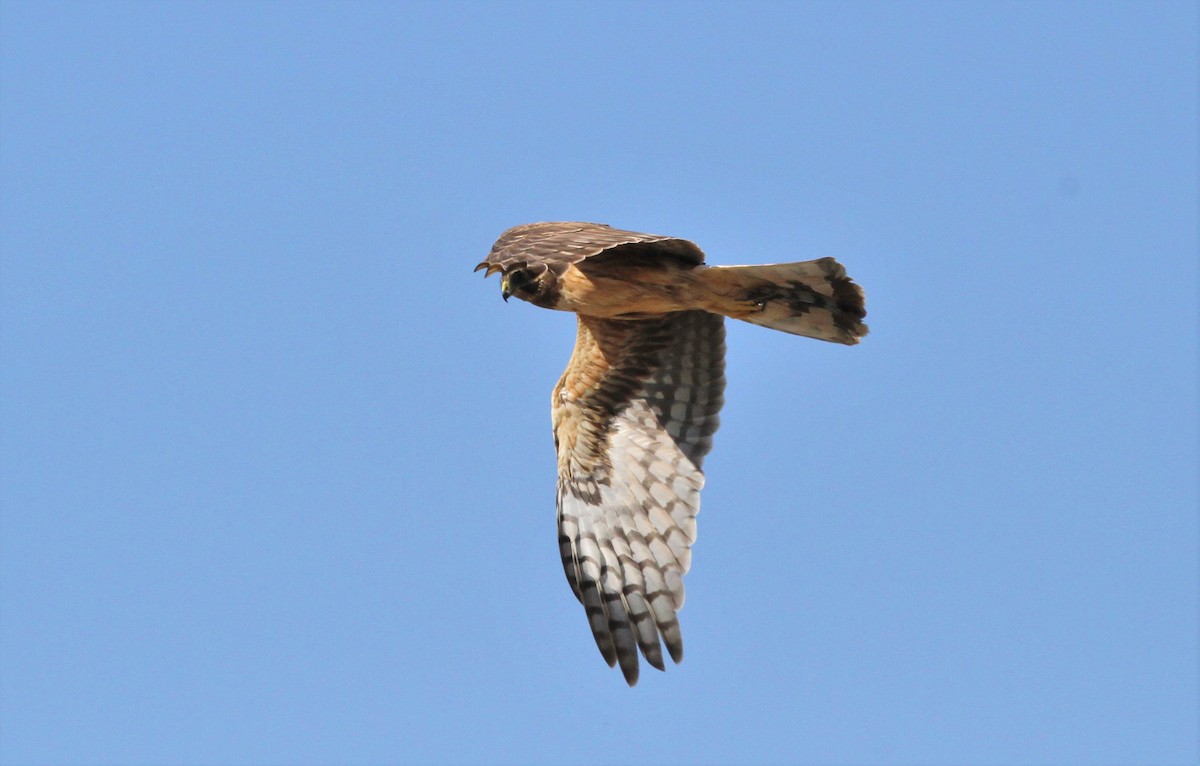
[553,310,725,685]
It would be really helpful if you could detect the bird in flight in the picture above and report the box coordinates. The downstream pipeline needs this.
[476,222,867,685]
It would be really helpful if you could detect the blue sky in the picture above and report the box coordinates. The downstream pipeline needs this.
[1,2,1196,764]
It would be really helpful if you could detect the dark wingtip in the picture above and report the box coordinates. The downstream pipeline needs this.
[666,639,683,665]
[473,261,488,273]
[622,664,639,687]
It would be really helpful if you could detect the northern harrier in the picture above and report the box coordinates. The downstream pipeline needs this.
[476,222,867,685]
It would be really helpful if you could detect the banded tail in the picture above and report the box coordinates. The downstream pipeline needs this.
[697,257,868,345]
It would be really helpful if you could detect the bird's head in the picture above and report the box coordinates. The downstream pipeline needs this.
[499,269,537,302]
[475,261,558,308]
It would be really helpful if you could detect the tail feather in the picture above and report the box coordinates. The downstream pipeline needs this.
[698,258,868,345]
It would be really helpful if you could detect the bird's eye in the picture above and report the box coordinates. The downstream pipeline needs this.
[508,271,533,292]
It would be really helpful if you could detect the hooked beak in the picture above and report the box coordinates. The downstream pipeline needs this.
[500,274,511,302]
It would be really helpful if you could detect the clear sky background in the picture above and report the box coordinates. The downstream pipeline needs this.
[1,2,1196,765]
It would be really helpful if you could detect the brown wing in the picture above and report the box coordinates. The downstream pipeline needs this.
[474,221,706,277]
[553,310,725,685]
